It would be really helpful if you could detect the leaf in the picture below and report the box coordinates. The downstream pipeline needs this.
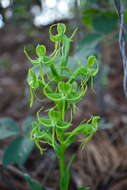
[56,121,71,129]
[67,92,84,103]
[44,89,63,101]
[58,81,71,94]
[92,14,117,34]
[80,124,96,136]
[36,45,46,57]
[0,117,20,139]
[48,109,61,122]
[3,136,34,167]
[77,33,103,52]
[24,174,44,190]
[38,118,52,127]
[56,101,68,112]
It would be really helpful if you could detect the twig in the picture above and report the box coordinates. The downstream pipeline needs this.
[113,0,127,97]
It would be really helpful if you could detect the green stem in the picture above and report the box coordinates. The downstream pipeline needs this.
[59,149,65,177]
[39,63,45,85]
[59,147,66,190]
[62,100,65,121]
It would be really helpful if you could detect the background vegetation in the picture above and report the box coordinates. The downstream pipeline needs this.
[0,0,127,190]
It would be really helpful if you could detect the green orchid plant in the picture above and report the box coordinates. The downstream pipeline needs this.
[25,23,100,190]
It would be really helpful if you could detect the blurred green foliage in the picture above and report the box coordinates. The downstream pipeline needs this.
[0,117,35,167]
[0,0,124,189]
[24,174,45,190]
[82,0,118,35]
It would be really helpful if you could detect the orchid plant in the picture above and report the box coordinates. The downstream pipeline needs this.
[25,23,100,190]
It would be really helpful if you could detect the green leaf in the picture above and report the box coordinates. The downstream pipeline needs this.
[38,118,52,127]
[92,14,117,34]
[66,124,84,139]
[3,136,34,167]
[48,109,61,122]
[36,45,46,57]
[58,81,71,94]
[77,33,103,52]
[81,124,97,136]
[56,121,71,129]
[44,89,63,101]
[0,117,20,139]
[56,101,68,111]
[24,174,44,190]
[67,92,84,103]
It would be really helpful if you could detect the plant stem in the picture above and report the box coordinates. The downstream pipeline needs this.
[60,150,65,177]
[62,100,65,121]
[59,147,66,190]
